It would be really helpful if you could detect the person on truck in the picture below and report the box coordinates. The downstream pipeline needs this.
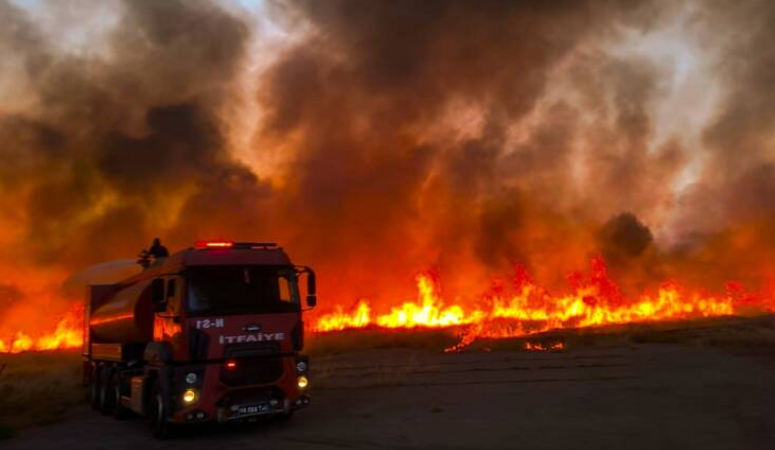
[148,238,169,258]
[137,238,169,269]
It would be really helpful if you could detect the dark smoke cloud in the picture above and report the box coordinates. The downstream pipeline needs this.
[0,0,266,270]
[256,0,679,298]
[1,0,775,315]
[598,212,654,260]
[656,0,775,288]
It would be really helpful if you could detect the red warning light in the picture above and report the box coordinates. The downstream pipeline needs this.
[195,240,234,249]
[225,360,237,370]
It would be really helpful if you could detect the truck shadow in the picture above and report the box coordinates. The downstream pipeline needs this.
[93,410,297,442]
[169,417,295,441]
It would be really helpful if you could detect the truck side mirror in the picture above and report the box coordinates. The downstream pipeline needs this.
[303,267,317,308]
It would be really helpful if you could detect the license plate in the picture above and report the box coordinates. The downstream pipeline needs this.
[237,403,271,415]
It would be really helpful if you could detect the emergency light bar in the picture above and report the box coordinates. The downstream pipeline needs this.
[195,240,233,249]
[194,240,277,250]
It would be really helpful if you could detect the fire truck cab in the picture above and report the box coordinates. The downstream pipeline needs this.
[83,241,316,438]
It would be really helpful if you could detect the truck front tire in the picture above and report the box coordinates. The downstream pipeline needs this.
[148,385,173,439]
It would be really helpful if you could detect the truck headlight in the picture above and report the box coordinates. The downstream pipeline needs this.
[296,361,308,373]
[182,388,198,404]
[185,373,198,384]
[297,375,309,389]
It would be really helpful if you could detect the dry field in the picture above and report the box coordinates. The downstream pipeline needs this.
[0,351,86,438]
[2,316,775,448]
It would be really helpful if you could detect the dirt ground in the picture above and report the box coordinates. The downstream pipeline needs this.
[5,343,775,450]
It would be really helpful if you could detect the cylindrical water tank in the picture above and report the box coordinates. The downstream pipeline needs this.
[90,279,154,343]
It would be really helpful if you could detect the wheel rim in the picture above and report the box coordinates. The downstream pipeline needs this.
[154,394,164,428]
[91,376,99,399]
[91,376,101,408]
[99,373,108,407]
[113,379,121,413]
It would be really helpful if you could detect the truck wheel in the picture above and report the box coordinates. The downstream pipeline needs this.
[148,386,173,439]
[99,367,115,415]
[90,365,102,411]
[110,371,129,420]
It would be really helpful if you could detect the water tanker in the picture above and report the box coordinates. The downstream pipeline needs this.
[82,241,317,439]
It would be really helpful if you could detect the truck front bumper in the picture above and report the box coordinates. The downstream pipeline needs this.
[215,395,310,422]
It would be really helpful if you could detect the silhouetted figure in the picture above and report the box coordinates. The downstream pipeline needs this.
[148,238,169,258]
[138,238,169,269]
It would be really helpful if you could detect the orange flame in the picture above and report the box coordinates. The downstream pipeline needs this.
[525,341,565,351]
[2,257,773,354]
[0,304,83,354]
[312,257,774,350]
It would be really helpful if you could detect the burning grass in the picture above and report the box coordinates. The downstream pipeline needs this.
[307,314,775,355]
[465,315,775,353]
[0,304,83,354]
[310,258,775,351]
[3,258,774,356]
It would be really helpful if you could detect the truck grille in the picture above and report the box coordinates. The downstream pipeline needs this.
[220,357,283,386]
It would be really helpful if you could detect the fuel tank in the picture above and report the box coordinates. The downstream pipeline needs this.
[89,279,154,343]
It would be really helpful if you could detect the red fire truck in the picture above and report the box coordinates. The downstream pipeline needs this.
[83,241,316,438]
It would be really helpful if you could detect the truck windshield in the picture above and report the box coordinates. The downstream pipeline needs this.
[186,266,300,315]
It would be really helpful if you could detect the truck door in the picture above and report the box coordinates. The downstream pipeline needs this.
[153,277,183,343]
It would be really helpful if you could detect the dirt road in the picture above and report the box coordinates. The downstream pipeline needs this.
[6,344,775,450]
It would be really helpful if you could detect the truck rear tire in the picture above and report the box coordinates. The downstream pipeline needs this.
[109,371,129,420]
[99,367,115,415]
[90,365,102,411]
[148,385,173,439]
